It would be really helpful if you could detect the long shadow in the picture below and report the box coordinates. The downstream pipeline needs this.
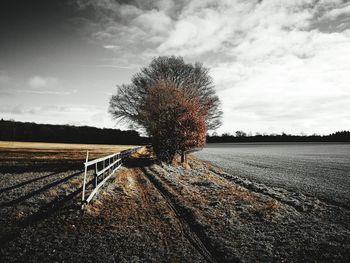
[123,154,156,168]
[0,170,71,194]
[0,170,82,207]
[20,178,94,226]
[0,179,94,249]
[0,160,82,174]
[142,167,241,263]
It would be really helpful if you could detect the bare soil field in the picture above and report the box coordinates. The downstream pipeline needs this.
[0,141,136,161]
[0,145,349,262]
[195,143,350,208]
[0,141,137,174]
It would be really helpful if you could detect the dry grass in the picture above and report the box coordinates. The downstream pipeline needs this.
[0,141,139,161]
[128,146,153,159]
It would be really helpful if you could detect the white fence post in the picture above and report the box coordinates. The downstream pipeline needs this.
[82,151,89,203]
[81,146,142,208]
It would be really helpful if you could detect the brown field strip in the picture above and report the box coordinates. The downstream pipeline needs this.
[0,141,138,161]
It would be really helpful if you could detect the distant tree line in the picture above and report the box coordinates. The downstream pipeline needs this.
[207,131,350,143]
[1,119,348,145]
[0,119,148,145]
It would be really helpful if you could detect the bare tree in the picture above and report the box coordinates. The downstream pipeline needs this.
[109,56,222,162]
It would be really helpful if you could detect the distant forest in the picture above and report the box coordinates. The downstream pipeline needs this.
[1,119,349,144]
[0,119,147,145]
[207,131,350,143]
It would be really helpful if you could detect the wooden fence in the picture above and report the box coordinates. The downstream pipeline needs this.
[81,147,142,207]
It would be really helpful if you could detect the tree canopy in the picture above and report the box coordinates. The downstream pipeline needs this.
[109,56,222,162]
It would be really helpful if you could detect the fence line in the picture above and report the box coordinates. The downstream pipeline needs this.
[81,146,142,208]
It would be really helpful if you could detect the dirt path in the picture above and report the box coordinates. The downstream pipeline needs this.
[142,167,218,263]
[83,166,205,262]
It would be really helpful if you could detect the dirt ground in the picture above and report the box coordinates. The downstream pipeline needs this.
[0,148,349,262]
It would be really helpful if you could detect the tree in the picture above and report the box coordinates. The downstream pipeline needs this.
[139,80,209,162]
[235,130,247,137]
[109,56,222,163]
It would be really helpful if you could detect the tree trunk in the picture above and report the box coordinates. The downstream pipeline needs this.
[181,151,186,163]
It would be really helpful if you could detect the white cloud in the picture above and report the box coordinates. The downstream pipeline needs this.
[28,76,58,89]
[103,45,120,50]
[0,103,113,128]
[25,76,77,95]
[20,89,77,95]
[322,3,350,20]
[0,71,12,85]
[76,0,350,134]
[133,9,172,34]
[212,27,350,134]
[96,64,138,69]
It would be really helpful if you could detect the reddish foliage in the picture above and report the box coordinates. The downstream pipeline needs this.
[142,81,209,162]
[109,56,223,163]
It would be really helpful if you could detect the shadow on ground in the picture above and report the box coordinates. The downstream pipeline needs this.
[0,160,82,173]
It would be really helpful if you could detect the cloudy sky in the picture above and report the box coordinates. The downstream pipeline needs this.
[1,0,349,135]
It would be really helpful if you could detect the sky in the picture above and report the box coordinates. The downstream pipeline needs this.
[0,0,350,135]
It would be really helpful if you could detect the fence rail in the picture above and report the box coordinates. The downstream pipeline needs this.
[81,146,142,207]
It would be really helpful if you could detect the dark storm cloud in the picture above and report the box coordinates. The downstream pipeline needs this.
[1,0,74,42]
[0,0,96,68]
